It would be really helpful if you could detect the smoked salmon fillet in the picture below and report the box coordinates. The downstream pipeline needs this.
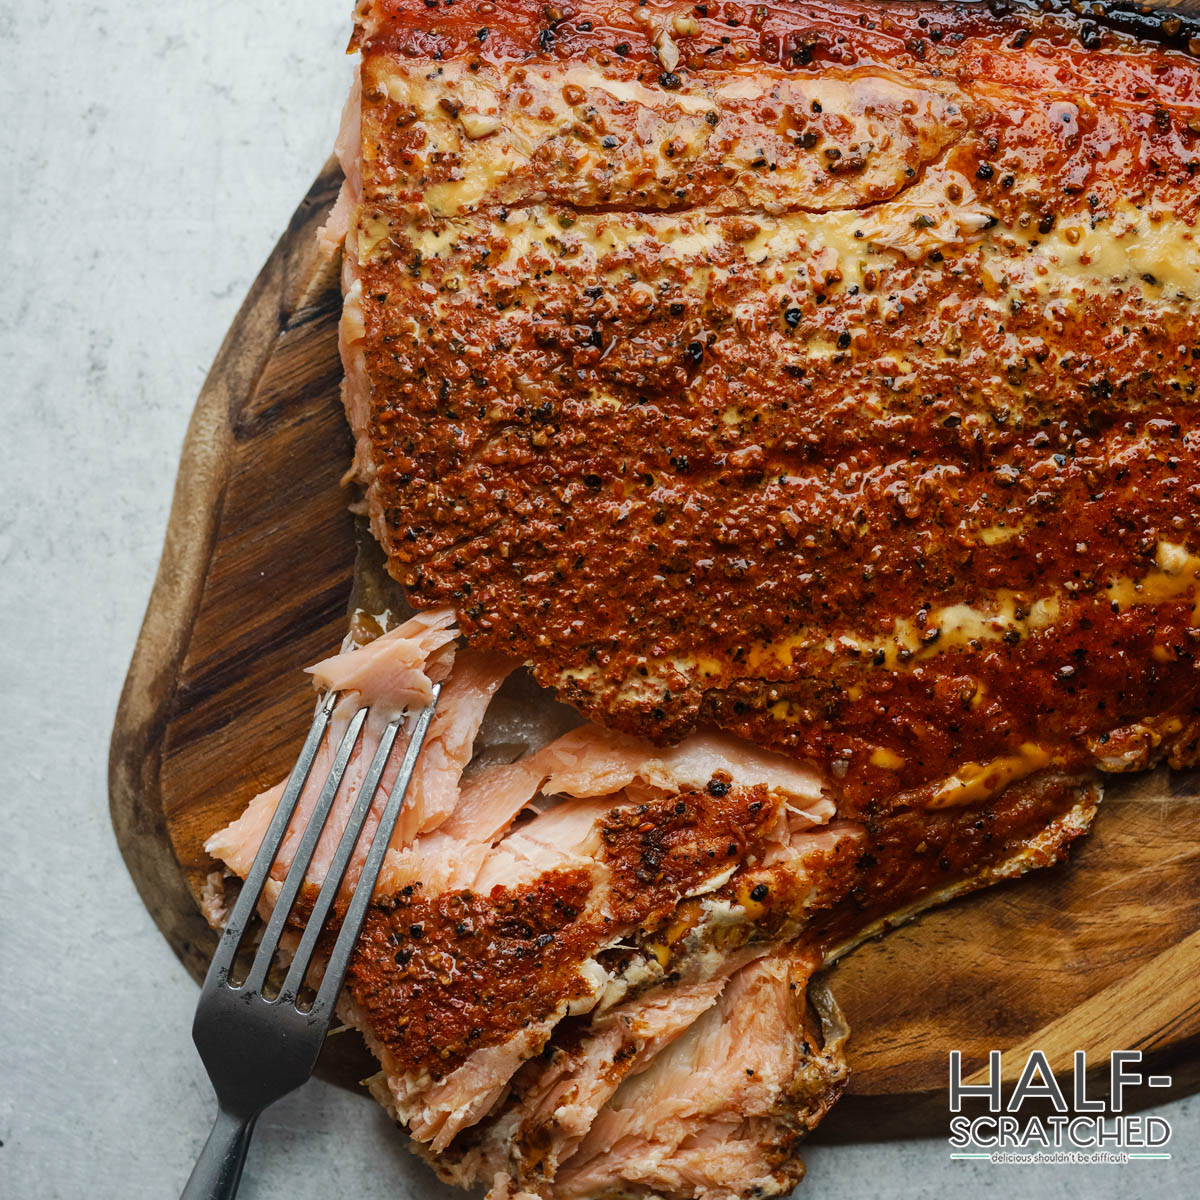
[204,2,1200,1197]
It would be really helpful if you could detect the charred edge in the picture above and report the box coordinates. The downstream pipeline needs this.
[999,0,1200,53]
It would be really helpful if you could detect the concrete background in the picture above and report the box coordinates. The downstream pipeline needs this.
[0,2,1194,1196]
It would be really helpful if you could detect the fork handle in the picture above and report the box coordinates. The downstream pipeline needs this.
[181,1107,258,1200]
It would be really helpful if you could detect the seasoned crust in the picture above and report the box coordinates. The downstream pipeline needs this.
[344,2,1200,814]
[276,13,1200,1194]
[345,783,785,1079]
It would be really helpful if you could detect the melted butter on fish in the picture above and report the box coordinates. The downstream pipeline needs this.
[993,201,1200,302]
[750,540,1200,676]
[366,59,972,218]
[928,744,1053,808]
[362,188,1200,343]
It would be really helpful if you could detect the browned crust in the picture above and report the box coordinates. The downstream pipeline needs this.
[346,784,783,1076]
[349,1,1200,812]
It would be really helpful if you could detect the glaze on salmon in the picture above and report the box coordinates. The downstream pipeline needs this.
[207,2,1200,1197]
[341,0,1200,817]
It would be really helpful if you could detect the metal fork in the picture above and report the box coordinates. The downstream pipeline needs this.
[181,683,442,1200]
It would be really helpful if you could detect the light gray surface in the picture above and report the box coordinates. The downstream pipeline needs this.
[0,2,1195,1197]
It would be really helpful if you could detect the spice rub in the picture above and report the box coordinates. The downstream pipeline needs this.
[344,1,1200,816]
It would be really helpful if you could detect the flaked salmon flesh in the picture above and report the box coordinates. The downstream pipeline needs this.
[208,601,1098,1198]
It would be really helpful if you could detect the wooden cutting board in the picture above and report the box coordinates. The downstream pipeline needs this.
[109,159,1200,1140]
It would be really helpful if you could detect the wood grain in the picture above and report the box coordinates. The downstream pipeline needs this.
[110,160,1200,1137]
[109,157,354,982]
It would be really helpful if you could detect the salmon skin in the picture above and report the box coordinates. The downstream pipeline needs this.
[206,3,1200,1198]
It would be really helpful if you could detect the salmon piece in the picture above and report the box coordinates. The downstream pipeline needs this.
[306,605,456,718]
[202,597,1101,1199]
[205,609,1099,1199]
[521,971,736,1139]
[205,610,850,1158]
[198,4,1200,1194]
[453,958,759,1192]
[345,0,1200,820]
[387,721,833,895]
[394,649,516,845]
[447,723,831,848]
[342,768,855,1156]
[206,609,512,899]
[412,1000,606,1153]
[534,727,831,819]
[425,783,1097,1200]
[553,950,847,1200]
[205,782,283,883]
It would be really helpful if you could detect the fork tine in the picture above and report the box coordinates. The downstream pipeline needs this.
[309,684,442,1023]
[203,691,337,989]
[240,703,369,996]
[276,713,405,1001]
